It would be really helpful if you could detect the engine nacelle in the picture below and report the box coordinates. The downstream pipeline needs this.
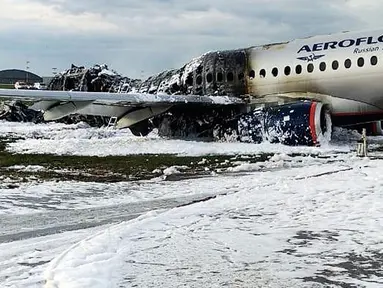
[238,101,332,146]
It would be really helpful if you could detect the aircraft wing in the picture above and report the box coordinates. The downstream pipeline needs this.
[0,88,246,128]
[0,88,245,106]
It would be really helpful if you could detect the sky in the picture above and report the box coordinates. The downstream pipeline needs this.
[0,0,382,78]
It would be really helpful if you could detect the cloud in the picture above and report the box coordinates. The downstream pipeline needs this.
[342,0,383,28]
[0,0,382,78]
[0,0,118,33]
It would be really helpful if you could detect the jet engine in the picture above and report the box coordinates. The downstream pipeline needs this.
[237,101,332,146]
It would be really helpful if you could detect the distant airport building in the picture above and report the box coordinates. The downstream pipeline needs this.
[0,69,43,85]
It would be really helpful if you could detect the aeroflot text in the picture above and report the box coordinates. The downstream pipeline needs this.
[298,36,383,53]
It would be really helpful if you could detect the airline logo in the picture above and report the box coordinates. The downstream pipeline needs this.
[297,53,325,62]
[297,35,383,54]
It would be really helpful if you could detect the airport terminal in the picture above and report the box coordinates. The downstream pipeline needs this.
[0,69,43,85]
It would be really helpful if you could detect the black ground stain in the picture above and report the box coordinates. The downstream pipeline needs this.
[318,251,383,282]
[280,230,383,287]
[18,260,51,268]
[302,276,359,288]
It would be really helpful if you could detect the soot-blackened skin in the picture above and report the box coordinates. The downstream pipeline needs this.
[153,104,242,140]
[139,49,251,141]
[137,49,249,97]
[47,50,250,97]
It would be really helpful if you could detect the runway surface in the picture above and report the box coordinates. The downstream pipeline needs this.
[1,121,382,287]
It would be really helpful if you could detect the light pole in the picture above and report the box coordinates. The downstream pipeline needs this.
[26,61,30,84]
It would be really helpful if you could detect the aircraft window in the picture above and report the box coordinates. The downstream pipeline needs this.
[332,60,339,70]
[272,67,278,77]
[196,75,202,85]
[307,63,314,73]
[344,59,352,69]
[319,62,326,72]
[260,69,266,78]
[217,72,223,82]
[249,70,255,79]
[357,57,364,67]
[371,56,378,66]
[206,73,213,83]
[185,75,193,86]
[238,72,245,80]
[227,72,234,82]
[295,65,302,74]
[284,66,291,76]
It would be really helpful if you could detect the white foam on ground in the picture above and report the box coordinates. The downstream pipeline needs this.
[1,120,380,287]
[0,177,223,215]
[44,156,383,287]
[1,121,352,156]
[7,165,46,172]
[162,165,188,176]
[0,149,357,216]
[0,225,109,288]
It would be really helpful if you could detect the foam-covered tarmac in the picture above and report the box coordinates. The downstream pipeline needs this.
[1,120,382,287]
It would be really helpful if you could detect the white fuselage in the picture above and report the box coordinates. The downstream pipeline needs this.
[247,29,383,120]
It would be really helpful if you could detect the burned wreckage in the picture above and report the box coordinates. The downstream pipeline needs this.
[1,55,322,145]
[9,28,383,146]
[129,50,322,146]
[58,52,328,145]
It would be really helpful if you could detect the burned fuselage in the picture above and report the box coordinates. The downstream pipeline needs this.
[136,49,249,98]
[40,29,383,145]
[131,50,254,139]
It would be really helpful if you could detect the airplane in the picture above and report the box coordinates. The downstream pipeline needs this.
[1,28,383,146]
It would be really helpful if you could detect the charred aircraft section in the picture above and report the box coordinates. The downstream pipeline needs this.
[22,49,332,146]
[133,49,251,140]
[21,45,336,146]
[137,49,249,97]
[48,64,141,93]
[48,49,250,98]
[8,28,383,146]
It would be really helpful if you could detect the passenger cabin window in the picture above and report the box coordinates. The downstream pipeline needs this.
[206,73,213,83]
[227,72,234,82]
[249,70,255,79]
[344,59,352,69]
[357,57,364,67]
[196,75,202,85]
[319,62,326,72]
[332,60,339,70]
[272,67,278,77]
[217,72,223,82]
[295,65,302,74]
[186,75,193,86]
[371,56,378,66]
[260,69,266,78]
[284,66,291,76]
[307,63,314,73]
